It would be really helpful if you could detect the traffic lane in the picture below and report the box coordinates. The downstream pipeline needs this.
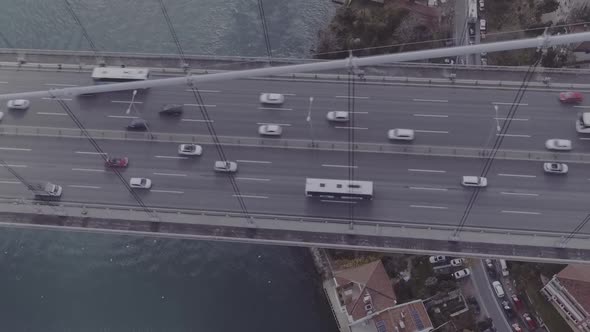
[470,261,513,332]
[0,69,96,91]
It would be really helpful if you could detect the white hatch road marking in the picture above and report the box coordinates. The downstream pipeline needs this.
[322,164,358,169]
[111,100,144,104]
[574,105,590,109]
[492,102,528,106]
[75,151,106,155]
[495,117,529,121]
[498,173,536,178]
[335,126,369,130]
[408,168,446,173]
[153,172,187,177]
[236,160,272,164]
[37,112,68,116]
[410,205,448,209]
[151,189,184,194]
[409,187,448,191]
[496,134,531,138]
[236,177,271,181]
[68,185,101,189]
[335,96,369,99]
[0,164,27,168]
[256,122,292,126]
[0,147,31,151]
[71,168,105,172]
[413,114,449,118]
[44,83,78,87]
[155,155,188,160]
[0,180,20,184]
[258,107,294,111]
[501,192,539,197]
[184,89,221,93]
[107,115,138,119]
[232,194,269,199]
[181,119,214,123]
[412,98,448,103]
[42,97,73,101]
[321,200,357,204]
[501,210,541,215]
[414,130,449,134]
[184,104,217,107]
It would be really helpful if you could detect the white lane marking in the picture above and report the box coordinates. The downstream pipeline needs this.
[42,97,73,101]
[408,168,446,173]
[496,134,531,138]
[414,130,449,134]
[75,151,106,155]
[151,189,184,194]
[0,81,7,84]
[410,205,448,209]
[412,98,448,103]
[322,164,358,168]
[232,194,268,199]
[44,83,78,87]
[0,180,20,184]
[153,172,187,177]
[413,114,449,118]
[321,200,357,204]
[111,100,144,104]
[282,93,297,96]
[579,138,590,141]
[335,126,369,130]
[501,210,541,215]
[409,187,448,191]
[0,164,27,168]
[0,147,31,151]
[71,168,105,172]
[501,192,539,197]
[236,177,271,181]
[495,117,529,121]
[68,185,101,189]
[256,122,291,126]
[258,107,294,111]
[574,105,590,109]
[184,103,217,107]
[107,115,138,119]
[492,102,528,106]
[184,89,220,93]
[181,119,214,123]
[334,96,369,99]
[37,112,68,116]
[350,111,369,114]
[154,155,188,160]
[498,173,536,178]
[236,160,272,164]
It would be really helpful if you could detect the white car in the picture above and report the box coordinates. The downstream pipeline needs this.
[429,255,447,263]
[129,177,152,189]
[545,139,572,151]
[451,258,464,267]
[453,268,471,279]
[485,259,493,269]
[178,144,203,156]
[543,162,568,174]
[480,19,487,32]
[214,161,238,173]
[461,176,487,188]
[326,111,349,122]
[7,99,30,110]
[259,93,285,105]
[258,124,283,136]
[388,128,415,141]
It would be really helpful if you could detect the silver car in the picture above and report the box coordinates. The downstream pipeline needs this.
[545,139,572,151]
[7,99,30,110]
[129,177,152,189]
[214,161,238,173]
[259,93,285,105]
[453,268,471,280]
[258,124,283,136]
[178,144,203,156]
[543,162,568,174]
[388,128,415,141]
[326,111,349,122]
[461,176,487,188]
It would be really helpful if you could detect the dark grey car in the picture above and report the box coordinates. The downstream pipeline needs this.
[160,104,184,116]
[127,118,148,131]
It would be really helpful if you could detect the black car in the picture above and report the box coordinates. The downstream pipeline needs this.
[127,118,148,131]
[160,104,183,116]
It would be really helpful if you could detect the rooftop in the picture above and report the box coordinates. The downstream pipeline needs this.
[557,264,590,313]
[350,300,433,332]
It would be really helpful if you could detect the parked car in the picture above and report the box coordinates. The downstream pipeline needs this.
[480,19,487,32]
[7,99,30,110]
[543,162,568,174]
[451,258,464,266]
[453,268,471,279]
[492,281,505,298]
[105,156,129,168]
[429,255,447,263]
[559,91,583,104]
[523,313,537,329]
[178,144,203,156]
[479,0,485,11]
[388,129,415,141]
[485,259,493,269]
[512,294,524,310]
[129,177,152,189]
[259,93,285,105]
[214,161,238,173]
[545,139,572,151]
[461,176,487,188]
[502,301,514,318]
[511,323,522,332]
[160,104,184,116]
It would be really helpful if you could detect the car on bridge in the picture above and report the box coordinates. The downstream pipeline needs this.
[129,177,152,189]
[127,118,148,131]
[453,268,471,279]
[388,128,415,141]
[160,104,184,116]
[258,124,283,136]
[543,162,568,174]
[559,91,583,104]
[259,93,285,105]
[461,176,487,188]
[105,156,129,168]
[178,144,203,156]
[214,161,238,173]
[545,138,572,151]
[326,111,349,122]
[7,99,30,110]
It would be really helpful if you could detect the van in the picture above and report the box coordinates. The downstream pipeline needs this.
[500,259,509,276]
[492,281,505,298]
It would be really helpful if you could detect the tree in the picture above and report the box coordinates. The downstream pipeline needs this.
[538,0,559,14]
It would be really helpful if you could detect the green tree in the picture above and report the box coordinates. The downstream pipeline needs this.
[538,0,559,14]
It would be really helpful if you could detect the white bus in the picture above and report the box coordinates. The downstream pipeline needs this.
[91,66,150,83]
[576,112,590,133]
[305,178,374,200]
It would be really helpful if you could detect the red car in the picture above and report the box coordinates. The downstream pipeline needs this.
[512,294,524,310]
[523,313,537,329]
[559,91,583,104]
[105,157,129,168]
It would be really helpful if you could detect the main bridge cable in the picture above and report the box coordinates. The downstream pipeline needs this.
[157,0,188,71]
[452,49,544,239]
[63,0,102,64]
[256,0,273,64]
[346,53,362,228]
